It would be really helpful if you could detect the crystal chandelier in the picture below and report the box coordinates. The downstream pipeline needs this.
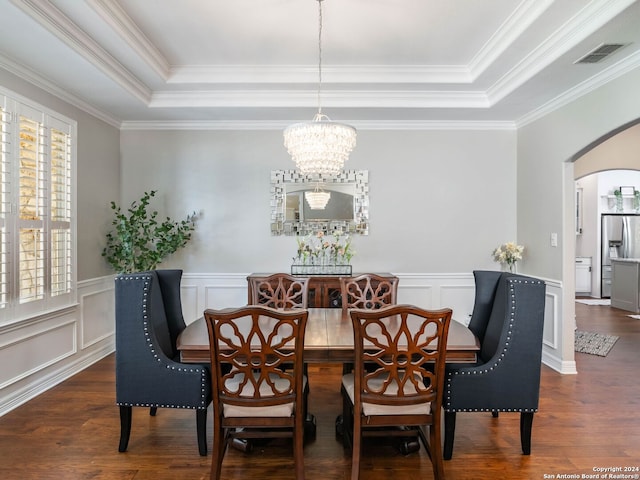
[305,183,331,210]
[283,0,356,177]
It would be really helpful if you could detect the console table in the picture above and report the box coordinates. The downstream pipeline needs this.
[246,273,399,308]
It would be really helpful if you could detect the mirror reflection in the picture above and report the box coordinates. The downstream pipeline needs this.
[271,170,369,236]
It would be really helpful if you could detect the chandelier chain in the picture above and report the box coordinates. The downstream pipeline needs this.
[282,0,356,177]
[317,0,323,115]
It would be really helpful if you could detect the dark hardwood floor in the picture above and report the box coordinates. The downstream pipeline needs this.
[1,302,639,479]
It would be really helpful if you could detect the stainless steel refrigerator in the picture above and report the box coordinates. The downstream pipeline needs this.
[601,213,640,297]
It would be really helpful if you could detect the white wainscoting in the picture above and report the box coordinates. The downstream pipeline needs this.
[540,277,576,374]
[0,276,115,416]
[180,272,478,325]
[180,272,570,373]
[0,271,570,416]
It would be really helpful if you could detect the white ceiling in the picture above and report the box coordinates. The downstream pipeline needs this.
[1,0,639,128]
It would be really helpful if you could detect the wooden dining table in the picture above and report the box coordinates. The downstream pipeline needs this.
[177,308,480,364]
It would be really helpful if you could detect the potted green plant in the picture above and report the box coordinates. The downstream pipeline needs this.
[102,190,196,273]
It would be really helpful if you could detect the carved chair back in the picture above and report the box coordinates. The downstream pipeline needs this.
[250,273,309,309]
[341,273,398,313]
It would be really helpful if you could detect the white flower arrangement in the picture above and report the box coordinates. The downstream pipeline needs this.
[492,242,524,273]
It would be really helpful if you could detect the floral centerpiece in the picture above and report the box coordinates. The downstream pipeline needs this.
[292,231,354,275]
[492,242,524,273]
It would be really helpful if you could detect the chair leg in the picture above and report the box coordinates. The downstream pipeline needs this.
[350,413,362,480]
[302,377,317,440]
[340,385,353,448]
[429,418,445,480]
[149,406,157,416]
[197,408,208,456]
[294,414,305,480]
[443,411,456,460]
[520,411,534,455]
[210,423,227,480]
[118,406,132,452]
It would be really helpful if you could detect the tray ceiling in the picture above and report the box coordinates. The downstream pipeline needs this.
[1,0,639,128]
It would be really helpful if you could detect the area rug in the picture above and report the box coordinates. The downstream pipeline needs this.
[575,299,611,306]
[574,330,619,357]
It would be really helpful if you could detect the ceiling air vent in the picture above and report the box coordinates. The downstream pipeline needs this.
[575,43,627,64]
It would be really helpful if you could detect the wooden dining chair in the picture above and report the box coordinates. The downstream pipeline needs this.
[249,273,309,309]
[248,272,314,438]
[341,304,452,480]
[204,305,309,480]
[340,273,398,313]
[339,273,399,376]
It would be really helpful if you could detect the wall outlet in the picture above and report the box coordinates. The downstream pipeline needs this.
[550,232,558,247]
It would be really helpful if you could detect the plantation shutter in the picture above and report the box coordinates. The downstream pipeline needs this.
[49,119,72,297]
[0,87,76,324]
[17,108,45,304]
[0,104,10,309]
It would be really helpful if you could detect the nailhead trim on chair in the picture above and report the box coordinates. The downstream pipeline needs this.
[444,277,544,413]
[115,274,209,410]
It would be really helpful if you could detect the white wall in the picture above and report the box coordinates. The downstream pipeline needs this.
[119,128,518,274]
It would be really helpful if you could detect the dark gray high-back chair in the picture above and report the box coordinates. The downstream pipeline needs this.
[115,270,211,456]
[466,270,502,343]
[443,272,546,460]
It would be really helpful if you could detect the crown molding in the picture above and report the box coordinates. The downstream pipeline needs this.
[120,119,515,131]
[0,53,121,128]
[149,89,490,109]
[169,64,474,84]
[516,49,640,127]
[9,0,151,104]
[87,0,170,81]
[487,0,637,105]
[468,0,554,79]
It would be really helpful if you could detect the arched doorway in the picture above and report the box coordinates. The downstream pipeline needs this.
[569,122,640,370]
[573,122,640,297]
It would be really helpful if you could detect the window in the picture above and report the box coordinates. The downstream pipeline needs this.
[0,88,76,324]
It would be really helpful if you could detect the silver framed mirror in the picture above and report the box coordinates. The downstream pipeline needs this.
[270,170,369,236]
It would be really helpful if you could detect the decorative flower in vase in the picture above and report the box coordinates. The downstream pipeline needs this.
[492,242,524,273]
[293,231,354,267]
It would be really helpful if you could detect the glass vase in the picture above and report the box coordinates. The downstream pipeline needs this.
[615,194,623,212]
